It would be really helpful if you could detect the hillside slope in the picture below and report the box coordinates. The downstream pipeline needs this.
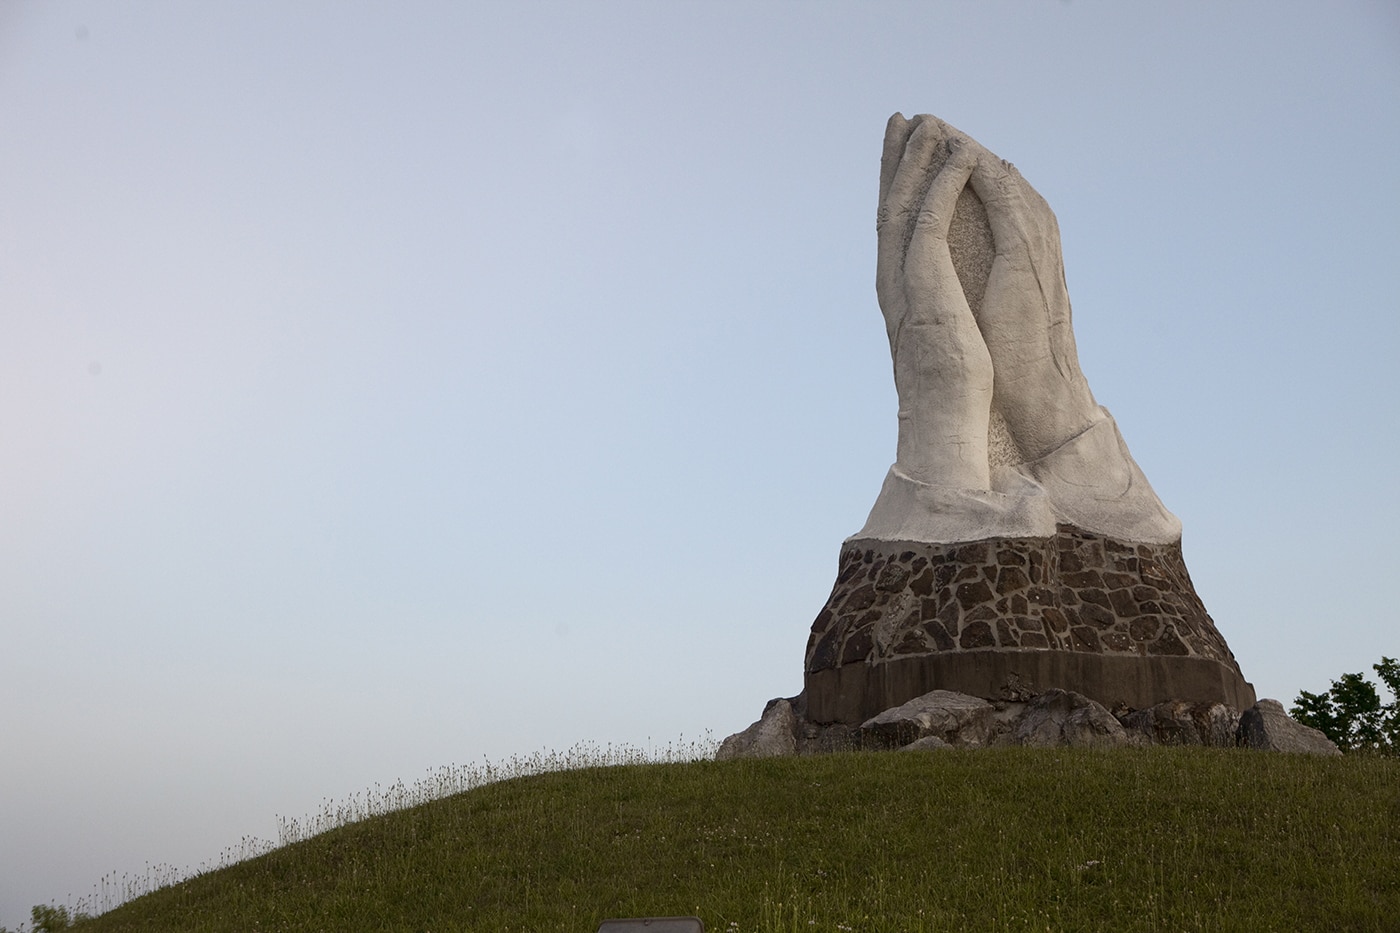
[71,748,1400,932]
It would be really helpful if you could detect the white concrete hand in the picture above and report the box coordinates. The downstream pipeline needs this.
[876,115,992,490]
[860,113,1181,545]
[966,150,1099,461]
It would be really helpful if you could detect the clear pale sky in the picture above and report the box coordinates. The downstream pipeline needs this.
[3,0,1397,924]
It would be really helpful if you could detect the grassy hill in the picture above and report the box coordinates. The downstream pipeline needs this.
[59,748,1400,932]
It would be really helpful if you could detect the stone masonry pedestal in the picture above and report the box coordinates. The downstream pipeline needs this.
[803,525,1255,725]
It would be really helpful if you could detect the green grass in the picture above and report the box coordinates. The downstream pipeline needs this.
[66,748,1400,932]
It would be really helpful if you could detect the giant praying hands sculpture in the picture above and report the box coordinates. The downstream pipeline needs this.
[864,114,1175,543]
[803,115,1253,723]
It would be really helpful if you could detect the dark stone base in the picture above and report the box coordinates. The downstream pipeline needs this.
[804,650,1256,725]
[803,525,1254,725]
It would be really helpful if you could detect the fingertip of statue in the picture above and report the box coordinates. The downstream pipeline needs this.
[907,119,938,144]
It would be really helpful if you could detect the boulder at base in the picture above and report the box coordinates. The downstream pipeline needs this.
[858,689,999,749]
[1237,699,1342,756]
[716,690,1344,758]
[1010,689,1130,749]
[1118,700,1240,747]
[715,697,797,760]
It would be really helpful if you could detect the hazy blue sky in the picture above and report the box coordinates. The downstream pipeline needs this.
[3,0,1397,924]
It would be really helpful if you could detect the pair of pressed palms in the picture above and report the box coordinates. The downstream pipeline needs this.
[862,113,1177,545]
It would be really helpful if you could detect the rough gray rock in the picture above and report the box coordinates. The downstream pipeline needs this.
[716,698,797,760]
[900,735,952,751]
[1119,700,1240,748]
[717,690,1339,760]
[859,689,998,749]
[1237,699,1342,756]
[1011,689,1130,748]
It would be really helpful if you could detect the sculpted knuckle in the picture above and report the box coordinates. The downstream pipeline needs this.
[914,209,948,229]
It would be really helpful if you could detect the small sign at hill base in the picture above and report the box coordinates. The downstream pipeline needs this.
[596,917,704,933]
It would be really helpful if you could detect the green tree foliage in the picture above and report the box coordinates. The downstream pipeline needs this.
[1292,656,1399,755]
[0,904,91,933]
[31,905,79,932]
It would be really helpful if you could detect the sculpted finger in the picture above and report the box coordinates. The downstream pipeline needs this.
[887,118,944,217]
[994,153,1055,226]
[879,113,912,212]
[904,142,977,296]
[877,119,944,285]
[968,150,1033,260]
[914,142,977,240]
[879,114,930,207]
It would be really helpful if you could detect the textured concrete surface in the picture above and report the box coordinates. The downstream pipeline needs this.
[868,113,1180,545]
